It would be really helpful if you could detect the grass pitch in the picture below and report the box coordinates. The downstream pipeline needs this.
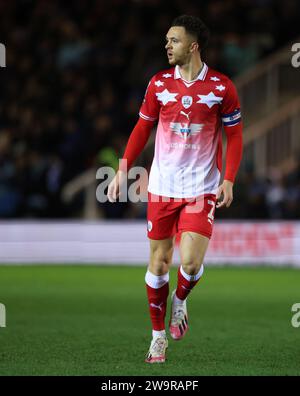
[0,265,299,376]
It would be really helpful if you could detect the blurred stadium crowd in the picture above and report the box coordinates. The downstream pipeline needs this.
[0,0,300,219]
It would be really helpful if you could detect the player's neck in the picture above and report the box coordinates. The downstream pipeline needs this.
[178,58,203,82]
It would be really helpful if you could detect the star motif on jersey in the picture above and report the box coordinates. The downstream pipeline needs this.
[215,84,225,92]
[162,73,172,78]
[210,76,220,81]
[156,89,178,105]
[155,80,164,87]
[196,91,223,108]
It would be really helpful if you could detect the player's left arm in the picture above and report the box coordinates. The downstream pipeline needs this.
[216,123,243,208]
[216,79,243,209]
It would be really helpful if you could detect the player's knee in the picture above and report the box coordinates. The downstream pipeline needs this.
[181,259,202,276]
[149,250,172,274]
[149,256,171,274]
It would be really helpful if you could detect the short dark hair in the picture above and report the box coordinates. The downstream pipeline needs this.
[171,15,210,51]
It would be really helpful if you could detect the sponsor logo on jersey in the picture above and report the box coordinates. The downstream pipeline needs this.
[170,122,203,140]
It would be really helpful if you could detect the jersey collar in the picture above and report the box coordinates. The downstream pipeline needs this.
[174,63,208,82]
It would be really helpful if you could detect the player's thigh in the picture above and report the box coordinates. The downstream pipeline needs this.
[149,236,175,275]
[179,231,209,274]
[177,195,216,240]
[147,193,179,240]
[177,194,216,272]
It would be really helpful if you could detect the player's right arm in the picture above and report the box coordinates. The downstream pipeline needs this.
[107,118,155,202]
[107,75,160,203]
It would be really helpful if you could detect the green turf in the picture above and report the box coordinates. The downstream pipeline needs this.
[0,265,300,376]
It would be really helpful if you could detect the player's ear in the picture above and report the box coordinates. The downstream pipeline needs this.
[190,41,199,53]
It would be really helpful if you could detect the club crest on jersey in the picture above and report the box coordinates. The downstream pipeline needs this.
[181,96,193,109]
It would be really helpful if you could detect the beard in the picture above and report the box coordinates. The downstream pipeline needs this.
[167,53,188,66]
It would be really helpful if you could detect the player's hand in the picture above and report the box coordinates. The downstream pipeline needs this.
[216,180,233,209]
[107,170,126,202]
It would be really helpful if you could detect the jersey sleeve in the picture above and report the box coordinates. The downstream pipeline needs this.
[220,79,242,127]
[119,118,154,171]
[139,75,160,122]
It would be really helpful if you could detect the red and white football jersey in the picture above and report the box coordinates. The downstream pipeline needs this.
[139,63,242,198]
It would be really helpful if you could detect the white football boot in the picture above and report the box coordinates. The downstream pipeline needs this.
[169,290,189,340]
[145,336,168,363]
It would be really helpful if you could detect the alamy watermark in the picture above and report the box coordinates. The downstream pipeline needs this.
[0,303,6,327]
[291,303,300,328]
[291,43,300,68]
[96,160,209,214]
[0,43,6,67]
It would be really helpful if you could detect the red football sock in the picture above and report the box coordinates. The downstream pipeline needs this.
[146,282,169,331]
[175,265,203,301]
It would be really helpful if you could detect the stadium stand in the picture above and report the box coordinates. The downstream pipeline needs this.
[0,0,300,219]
